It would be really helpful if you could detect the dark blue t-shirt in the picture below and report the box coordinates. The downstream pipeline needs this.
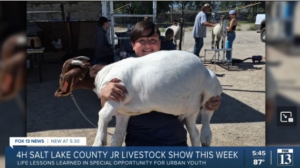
[160,36,176,51]
[163,41,176,50]
[126,111,187,145]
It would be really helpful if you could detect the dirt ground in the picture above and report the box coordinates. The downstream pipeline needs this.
[27,28,265,146]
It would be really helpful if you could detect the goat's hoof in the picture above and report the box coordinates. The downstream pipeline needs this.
[92,143,105,147]
[200,130,212,147]
[200,136,212,147]
[201,143,210,147]
[92,140,106,147]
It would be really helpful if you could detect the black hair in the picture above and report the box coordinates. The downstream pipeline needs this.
[165,28,174,41]
[98,17,109,27]
[130,21,161,43]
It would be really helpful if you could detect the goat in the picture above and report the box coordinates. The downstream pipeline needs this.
[166,21,184,49]
[0,33,26,101]
[55,51,223,147]
[211,15,226,49]
[211,15,230,59]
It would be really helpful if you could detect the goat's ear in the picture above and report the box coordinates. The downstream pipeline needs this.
[54,81,69,97]
[0,74,13,100]
[1,74,12,93]
[89,64,106,78]
[54,89,63,97]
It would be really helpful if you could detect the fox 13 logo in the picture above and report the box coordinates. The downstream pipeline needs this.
[277,149,293,166]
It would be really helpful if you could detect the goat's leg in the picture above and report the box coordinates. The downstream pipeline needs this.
[93,101,119,146]
[214,40,218,60]
[200,108,214,147]
[185,112,200,146]
[221,38,225,61]
[221,38,224,49]
[182,31,184,47]
[211,31,215,49]
[216,37,221,59]
[110,113,130,146]
[216,39,219,49]
[174,39,178,50]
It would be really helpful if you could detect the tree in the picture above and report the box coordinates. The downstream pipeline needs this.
[217,1,265,13]
[216,1,265,22]
[174,1,193,16]
[113,1,173,14]
[157,1,174,14]
[218,1,239,11]
[192,1,218,12]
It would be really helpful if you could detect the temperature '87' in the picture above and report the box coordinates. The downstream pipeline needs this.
[253,159,265,165]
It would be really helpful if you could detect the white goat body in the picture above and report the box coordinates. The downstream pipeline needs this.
[93,50,222,147]
[211,22,223,49]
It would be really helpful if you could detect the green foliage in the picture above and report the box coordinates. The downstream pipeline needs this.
[217,1,265,13]
[113,1,173,14]
[247,24,256,31]
[112,1,265,16]
[218,1,239,11]
[160,28,166,32]
[164,20,170,24]
[158,1,174,14]
[238,21,253,25]
[173,1,193,16]
[191,1,218,11]
[247,13,253,22]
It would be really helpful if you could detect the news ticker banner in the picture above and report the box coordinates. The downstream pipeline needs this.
[5,137,299,168]
[5,147,299,167]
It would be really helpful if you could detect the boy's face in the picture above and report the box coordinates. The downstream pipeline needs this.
[103,21,110,30]
[131,29,161,57]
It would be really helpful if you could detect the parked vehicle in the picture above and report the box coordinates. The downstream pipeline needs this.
[255,14,266,42]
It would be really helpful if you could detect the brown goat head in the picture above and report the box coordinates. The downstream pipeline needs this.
[0,33,26,101]
[55,56,93,97]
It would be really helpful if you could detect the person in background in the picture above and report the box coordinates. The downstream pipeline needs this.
[226,10,238,64]
[192,3,218,57]
[94,16,114,65]
[161,28,176,50]
[99,21,221,146]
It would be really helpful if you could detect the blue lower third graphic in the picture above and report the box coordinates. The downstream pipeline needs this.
[4,147,300,168]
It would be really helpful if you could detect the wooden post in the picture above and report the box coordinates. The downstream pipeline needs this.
[171,4,173,24]
[179,18,184,50]
[60,4,65,21]
[66,12,73,55]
